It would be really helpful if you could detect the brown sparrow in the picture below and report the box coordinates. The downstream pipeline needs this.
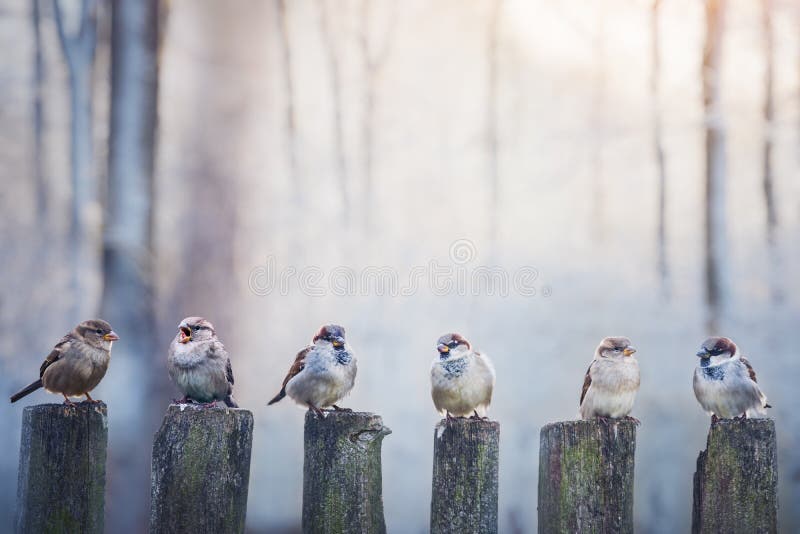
[430,333,495,419]
[167,317,238,408]
[268,324,356,416]
[693,337,771,423]
[10,319,119,405]
[579,336,640,421]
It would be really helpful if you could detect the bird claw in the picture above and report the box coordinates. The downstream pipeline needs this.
[173,397,190,405]
[200,400,218,409]
[308,405,326,418]
[624,416,641,426]
[331,405,352,412]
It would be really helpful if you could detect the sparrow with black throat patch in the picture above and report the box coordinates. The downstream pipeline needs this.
[430,333,495,420]
[579,336,640,423]
[168,317,238,408]
[693,336,770,423]
[268,324,356,417]
[10,319,119,405]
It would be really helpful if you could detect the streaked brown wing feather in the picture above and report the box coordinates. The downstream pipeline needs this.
[282,346,311,389]
[39,334,72,378]
[740,357,758,383]
[226,358,234,386]
[579,362,594,406]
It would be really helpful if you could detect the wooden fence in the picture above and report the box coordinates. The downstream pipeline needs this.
[14,404,777,533]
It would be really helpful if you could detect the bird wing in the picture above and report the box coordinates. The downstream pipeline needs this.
[39,334,72,378]
[739,357,758,383]
[226,358,234,386]
[740,356,772,408]
[579,362,594,406]
[281,346,311,389]
[268,346,311,405]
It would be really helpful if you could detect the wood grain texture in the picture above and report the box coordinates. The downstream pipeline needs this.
[149,405,254,534]
[692,418,777,534]
[16,402,108,534]
[430,418,500,534]
[538,419,636,534]
[302,410,391,534]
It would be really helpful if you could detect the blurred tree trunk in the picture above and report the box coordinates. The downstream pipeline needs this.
[359,0,394,233]
[277,0,300,208]
[32,0,47,218]
[318,0,350,226]
[486,0,502,249]
[651,0,669,296]
[761,0,776,240]
[702,0,727,332]
[590,9,606,241]
[761,0,782,303]
[100,0,160,529]
[53,0,100,319]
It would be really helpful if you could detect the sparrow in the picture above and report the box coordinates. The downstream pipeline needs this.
[579,336,640,422]
[10,319,119,405]
[268,324,356,417]
[167,317,238,408]
[430,333,495,419]
[693,336,771,423]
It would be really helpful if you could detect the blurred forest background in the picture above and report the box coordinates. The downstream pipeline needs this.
[1,0,799,532]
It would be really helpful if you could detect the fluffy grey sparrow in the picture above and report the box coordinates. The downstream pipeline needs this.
[579,336,640,422]
[10,319,119,405]
[693,337,770,423]
[268,324,356,416]
[430,333,495,419]
[168,317,238,408]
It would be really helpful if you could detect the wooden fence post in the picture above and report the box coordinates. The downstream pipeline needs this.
[16,402,108,534]
[149,405,254,534]
[302,410,391,534]
[430,418,500,534]
[692,419,777,534]
[538,419,636,534]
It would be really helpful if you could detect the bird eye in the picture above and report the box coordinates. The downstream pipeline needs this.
[96,329,103,334]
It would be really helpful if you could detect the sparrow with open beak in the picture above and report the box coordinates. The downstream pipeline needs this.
[693,337,770,423]
[268,324,356,417]
[430,333,495,419]
[10,319,119,405]
[167,317,238,408]
[579,336,640,422]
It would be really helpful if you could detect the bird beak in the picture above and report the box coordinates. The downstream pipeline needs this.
[104,331,120,342]
[696,349,709,358]
[438,344,449,354]
[623,347,636,356]
[179,326,191,344]
[332,337,345,348]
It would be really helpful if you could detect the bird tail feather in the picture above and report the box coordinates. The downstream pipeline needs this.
[267,389,285,405]
[224,395,239,408]
[10,379,43,403]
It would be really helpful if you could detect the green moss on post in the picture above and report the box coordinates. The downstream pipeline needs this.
[538,419,636,534]
[302,411,391,534]
[149,405,254,534]
[16,402,108,534]
[692,419,777,534]
[430,418,500,534]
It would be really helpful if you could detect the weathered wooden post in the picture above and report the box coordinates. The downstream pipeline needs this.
[302,410,391,534]
[692,419,777,534]
[538,419,636,534]
[149,405,254,534]
[16,402,108,534]
[430,418,500,534]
